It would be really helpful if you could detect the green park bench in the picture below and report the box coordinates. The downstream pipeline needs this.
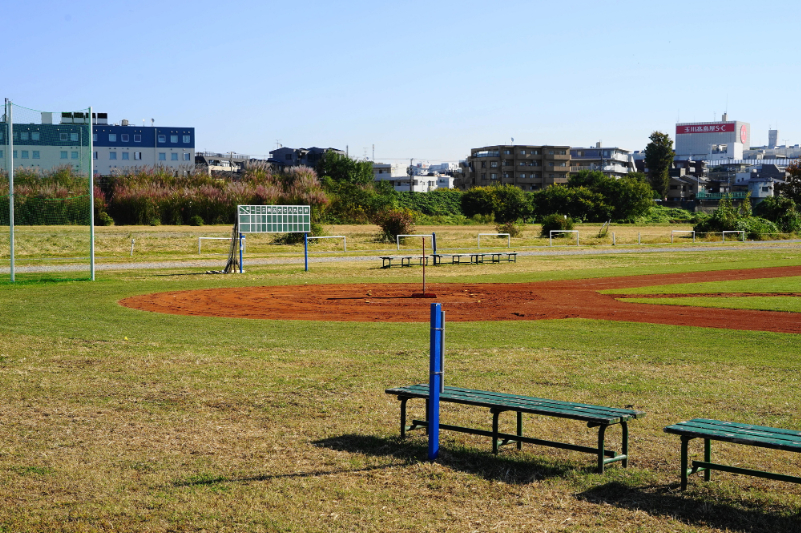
[664,418,801,490]
[385,384,645,473]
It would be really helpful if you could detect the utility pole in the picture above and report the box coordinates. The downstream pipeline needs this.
[408,158,414,193]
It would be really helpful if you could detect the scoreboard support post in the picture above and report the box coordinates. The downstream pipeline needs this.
[239,234,245,273]
[304,233,309,272]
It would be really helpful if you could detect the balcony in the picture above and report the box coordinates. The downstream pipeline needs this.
[696,191,748,200]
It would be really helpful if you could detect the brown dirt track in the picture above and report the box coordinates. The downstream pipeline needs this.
[120,265,801,334]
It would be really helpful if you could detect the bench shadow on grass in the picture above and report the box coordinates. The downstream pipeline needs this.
[576,481,801,533]
[313,433,582,484]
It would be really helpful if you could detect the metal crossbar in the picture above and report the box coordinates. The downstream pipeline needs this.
[477,233,510,248]
[722,231,745,242]
[396,234,434,251]
[549,230,579,247]
[671,230,696,244]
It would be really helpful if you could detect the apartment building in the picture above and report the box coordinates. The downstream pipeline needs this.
[569,144,635,178]
[460,144,570,190]
[0,112,194,175]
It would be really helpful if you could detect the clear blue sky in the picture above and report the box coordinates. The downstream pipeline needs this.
[6,0,800,163]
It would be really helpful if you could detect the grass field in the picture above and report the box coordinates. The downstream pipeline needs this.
[2,222,782,266]
[1,245,801,531]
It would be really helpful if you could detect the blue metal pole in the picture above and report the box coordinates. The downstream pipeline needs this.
[428,303,443,460]
[304,232,309,272]
[239,233,244,273]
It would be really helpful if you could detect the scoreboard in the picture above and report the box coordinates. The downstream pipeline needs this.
[237,205,310,233]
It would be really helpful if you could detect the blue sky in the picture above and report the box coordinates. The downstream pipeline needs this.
[6,0,800,163]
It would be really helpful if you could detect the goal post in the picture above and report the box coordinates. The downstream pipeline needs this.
[2,100,94,282]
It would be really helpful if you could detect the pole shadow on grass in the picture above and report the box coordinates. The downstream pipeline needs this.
[313,433,585,484]
[576,481,801,532]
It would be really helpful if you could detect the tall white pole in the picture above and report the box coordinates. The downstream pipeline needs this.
[7,99,14,282]
[89,106,95,281]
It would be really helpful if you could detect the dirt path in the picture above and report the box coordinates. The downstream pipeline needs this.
[119,265,801,334]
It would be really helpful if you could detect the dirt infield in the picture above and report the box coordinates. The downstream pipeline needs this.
[120,265,801,333]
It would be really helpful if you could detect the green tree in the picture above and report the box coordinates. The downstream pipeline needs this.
[461,185,532,223]
[567,170,654,221]
[644,131,674,199]
[754,196,801,233]
[316,151,374,185]
[531,185,610,222]
[778,163,801,204]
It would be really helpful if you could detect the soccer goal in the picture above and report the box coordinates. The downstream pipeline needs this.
[2,100,95,282]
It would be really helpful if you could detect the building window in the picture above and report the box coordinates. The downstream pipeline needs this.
[171,153,178,161]
[519,173,526,178]
[93,151,98,160]
[519,150,526,155]
[109,152,117,160]
[0,150,3,158]
[60,133,68,141]
[12,151,16,158]
[170,135,178,143]
[134,134,141,142]
[503,159,512,166]
[71,151,79,159]
[122,152,130,160]
[158,135,166,143]
[531,150,539,155]
[93,134,98,142]
[21,150,29,159]
[183,153,191,161]
[121,134,129,142]
[558,150,567,155]
[481,173,486,180]
[548,162,554,167]
[134,152,142,160]
[109,133,117,142]
[159,153,166,161]
[519,161,526,166]
[70,133,79,142]
[32,132,40,141]
[490,173,498,180]
[32,151,40,159]
[183,135,190,143]
[577,151,583,156]
[503,150,511,155]
[480,162,486,168]
[558,162,566,167]
[21,132,29,141]
[503,173,510,178]
[490,161,498,168]
[61,151,68,159]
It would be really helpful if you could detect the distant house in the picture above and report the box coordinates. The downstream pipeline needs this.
[268,146,344,169]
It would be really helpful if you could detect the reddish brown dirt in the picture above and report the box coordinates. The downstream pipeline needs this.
[119,265,801,334]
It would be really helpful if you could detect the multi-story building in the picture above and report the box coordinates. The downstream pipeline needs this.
[569,144,635,178]
[268,146,344,169]
[460,144,570,190]
[675,114,751,161]
[0,112,195,175]
[93,121,195,175]
[372,162,456,192]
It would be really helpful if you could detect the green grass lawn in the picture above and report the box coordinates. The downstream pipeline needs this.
[621,296,801,313]
[1,247,801,531]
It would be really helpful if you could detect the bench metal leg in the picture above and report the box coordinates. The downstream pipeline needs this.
[400,398,408,438]
[621,421,629,468]
[425,399,430,435]
[517,411,523,450]
[492,409,500,454]
[704,438,712,482]
[681,436,691,490]
[597,424,608,474]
